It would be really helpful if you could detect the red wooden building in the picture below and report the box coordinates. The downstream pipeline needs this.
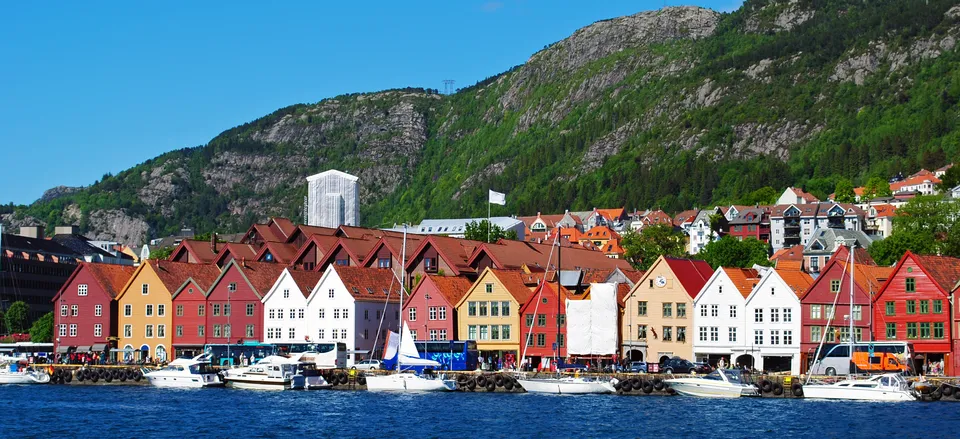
[205,260,285,345]
[519,282,573,368]
[872,251,960,375]
[169,264,221,359]
[403,275,473,341]
[52,262,136,357]
[727,207,770,242]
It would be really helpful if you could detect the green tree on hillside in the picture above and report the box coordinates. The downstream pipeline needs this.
[464,220,517,243]
[938,166,960,191]
[735,187,778,206]
[861,176,892,200]
[4,301,29,334]
[834,179,856,203]
[620,225,686,271]
[698,237,772,269]
[29,312,54,343]
[869,196,960,264]
[149,247,174,260]
[868,231,938,266]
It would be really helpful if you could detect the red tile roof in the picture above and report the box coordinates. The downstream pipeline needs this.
[271,217,297,240]
[582,225,621,241]
[255,241,299,264]
[663,257,714,298]
[770,245,805,262]
[870,204,897,218]
[426,275,475,307]
[641,210,674,226]
[722,268,760,298]
[234,261,290,298]
[84,262,137,299]
[832,245,876,266]
[337,225,407,240]
[581,269,615,284]
[790,187,820,203]
[150,260,221,294]
[405,235,484,275]
[491,269,543,305]
[912,253,960,294]
[890,174,941,192]
[333,266,404,303]
[672,210,699,227]
[214,243,259,266]
[596,208,626,221]
[287,269,325,298]
[774,269,814,297]
[169,239,218,264]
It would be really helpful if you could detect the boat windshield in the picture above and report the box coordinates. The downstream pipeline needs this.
[701,370,724,381]
[721,369,744,383]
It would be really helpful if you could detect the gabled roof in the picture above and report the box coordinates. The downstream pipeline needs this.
[596,207,626,221]
[242,223,284,244]
[581,225,620,241]
[55,262,137,302]
[360,235,424,267]
[728,208,766,225]
[168,239,219,264]
[721,268,760,298]
[287,225,338,242]
[581,269,615,284]
[770,244,804,263]
[148,260,221,295]
[789,187,820,203]
[663,257,714,298]
[271,217,297,240]
[832,245,876,266]
[336,225,406,240]
[217,260,288,299]
[803,258,891,301]
[869,204,897,218]
[489,269,543,306]
[640,210,673,225]
[673,209,699,227]
[291,234,343,265]
[317,237,381,268]
[287,269,326,298]
[404,235,484,275]
[50,234,116,259]
[213,243,259,267]
[254,241,298,264]
[519,281,574,314]
[909,252,960,295]
[332,265,403,303]
[419,275,474,307]
[774,269,814,297]
[891,174,941,192]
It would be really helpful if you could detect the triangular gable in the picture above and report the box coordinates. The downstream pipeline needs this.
[874,251,960,301]
[113,262,150,302]
[692,267,726,304]
[744,269,801,305]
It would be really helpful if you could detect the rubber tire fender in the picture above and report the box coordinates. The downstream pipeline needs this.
[76,370,85,382]
[494,374,505,387]
[64,370,72,383]
[620,380,632,392]
[791,383,803,397]
[503,379,514,391]
[630,378,641,389]
[90,371,99,383]
[133,370,143,382]
[457,374,470,385]
[467,378,477,391]
[476,375,488,388]
[954,388,960,400]
[357,375,366,386]
[642,381,654,394]
[930,390,943,401]
[940,385,954,397]
[486,380,496,392]
[104,370,113,383]
[772,383,784,396]
[759,380,772,393]
[653,378,665,391]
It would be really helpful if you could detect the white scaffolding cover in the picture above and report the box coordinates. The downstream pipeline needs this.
[567,283,618,355]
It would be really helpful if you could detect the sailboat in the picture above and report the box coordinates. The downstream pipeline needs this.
[364,225,456,392]
[801,244,917,402]
[514,229,618,395]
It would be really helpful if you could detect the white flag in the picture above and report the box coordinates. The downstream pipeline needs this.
[488,189,506,205]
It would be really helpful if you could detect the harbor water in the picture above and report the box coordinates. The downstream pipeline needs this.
[3,385,959,439]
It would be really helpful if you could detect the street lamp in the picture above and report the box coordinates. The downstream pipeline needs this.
[424,294,431,359]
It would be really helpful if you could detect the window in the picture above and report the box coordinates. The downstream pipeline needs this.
[175,325,182,337]
[906,322,918,339]
[59,325,67,337]
[318,329,324,339]
[269,309,276,319]
[439,329,448,340]
[60,305,68,317]
[479,302,488,317]
[852,305,862,321]
[176,305,183,317]
[68,324,77,337]
[637,325,647,339]
[662,326,672,342]
[157,304,165,317]
[428,307,437,320]
[283,289,290,299]
[536,333,546,347]
[677,327,686,342]
[825,305,835,319]
[377,258,391,268]
[267,328,275,339]
[663,303,672,318]
[754,330,763,345]
[490,302,499,317]
[227,325,233,338]
[289,309,296,319]
[439,307,447,320]
[558,314,566,326]
[556,332,563,346]
[214,325,222,338]
[886,323,897,339]
[770,308,780,323]
[676,303,686,318]
[247,304,255,317]
[784,330,793,345]
[223,304,230,316]
[289,328,296,339]
[198,305,205,316]
[810,305,821,319]
[468,302,477,317]
[710,304,718,317]
[328,289,334,299]
[319,309,325,319]
[754,308,763,323]
[770,330,780,345]
[934,300,943,314]
[502,301,511,317]
[142,284,149,295]
[783,308,792,323]
[854,327,863,342]
[885,301,895,316]
[246,325,254,338]
[638,301,648,316]
[145,304,154,317]
[71,305,78,316]
[919,322,931,339]
[728,327,737,343]
[228,283,237,292]
[838,327,850,343]
[933,322,944,339]
[699,327,708,342]
[729,305,737,319]
[334,309,340,319]
[78,284,88,296]
[485,283,493,293]
[919,300,929,314]
[408,308,416,321]
[468,325,477,340]
[331,329,338,339]
[429,329,438,341]
[906,300,916,314]
[491,325,499,340]
[145,325,154,338]
[709,326,718,342]
[811,326,821,342]
[213,304,221,316]
[830,279,841,293]
[479,326,488,340]
[905,277,916,293]
[94,324,103,337]
[537,314,547,327]
[157,325,165,338]
[123,325,131,338]
[198,325,205,337]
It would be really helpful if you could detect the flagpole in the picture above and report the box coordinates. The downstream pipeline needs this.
[487,199,491,243]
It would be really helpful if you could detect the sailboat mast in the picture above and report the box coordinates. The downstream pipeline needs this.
[398,224,406,373]
[557,236,561,367]
[849,244,855,349]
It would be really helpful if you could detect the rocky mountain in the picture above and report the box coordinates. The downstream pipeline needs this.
[7,0,960,244]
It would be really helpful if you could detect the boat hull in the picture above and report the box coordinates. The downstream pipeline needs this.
[224,376,306,390]
[144,373,224,388]
[0,372,50,385]
[516,378,615,394]
[364,374,456,392]
[801,385,915,401]
[666,380,756,398]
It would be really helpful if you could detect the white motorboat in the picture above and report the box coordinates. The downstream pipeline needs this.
[666,369,759,398]
[222,355,307,390]
[0,361,50,385]
[143,354,224,388]
[364,322,456,392]
[801,373,917,401]
[515,375,617,394]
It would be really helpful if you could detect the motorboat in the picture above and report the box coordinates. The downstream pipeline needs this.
[142,354,224,388]
[221,355,307,390]
[364,322,457,392]
[666,369,759,398]
[801,373,917,401]
[515,375,617,394]
[0,360,50,385]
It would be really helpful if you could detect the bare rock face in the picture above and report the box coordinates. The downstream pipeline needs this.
[744,0,815,33]
[453,162,507,200]
[39,185,84,203]
[84,209,150,246]
[579,122,638,173]
[732,121,823,160]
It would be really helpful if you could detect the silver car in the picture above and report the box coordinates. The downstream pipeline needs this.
[353,359,382,370]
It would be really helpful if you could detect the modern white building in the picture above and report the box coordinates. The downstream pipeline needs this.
[403,217,526,240]
[741,268,810,375]
[261,269,324,344]
[692,268,758,366]
[687,210,717,255]
[307,265,401,366]
[776,187,819,205]
[307,170,360,228]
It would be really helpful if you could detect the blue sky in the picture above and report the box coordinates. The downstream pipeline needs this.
[0,0,743,205]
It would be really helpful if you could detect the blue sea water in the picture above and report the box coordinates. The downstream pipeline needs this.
[2,385,958,439]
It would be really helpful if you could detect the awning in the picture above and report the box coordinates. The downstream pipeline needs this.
[56,346,72,353]
[91,343,107,351]
[76,346,91,352]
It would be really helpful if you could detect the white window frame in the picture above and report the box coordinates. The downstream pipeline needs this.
[78,284,88,296]
[95,304,102,317]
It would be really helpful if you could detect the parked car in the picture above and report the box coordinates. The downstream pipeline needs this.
[629,361,648,373]
[659,357,697,374]
[353,359,382,370]
[693,362,713,374]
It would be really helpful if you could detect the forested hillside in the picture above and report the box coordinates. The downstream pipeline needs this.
[5,0,960,244]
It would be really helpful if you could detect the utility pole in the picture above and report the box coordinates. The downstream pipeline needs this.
[442,79,456,95]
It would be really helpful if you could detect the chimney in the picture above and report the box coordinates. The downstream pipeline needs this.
[55,225,79,235]
[19,226,43,239]
[211,232,218,253]
[241,257,246,268]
